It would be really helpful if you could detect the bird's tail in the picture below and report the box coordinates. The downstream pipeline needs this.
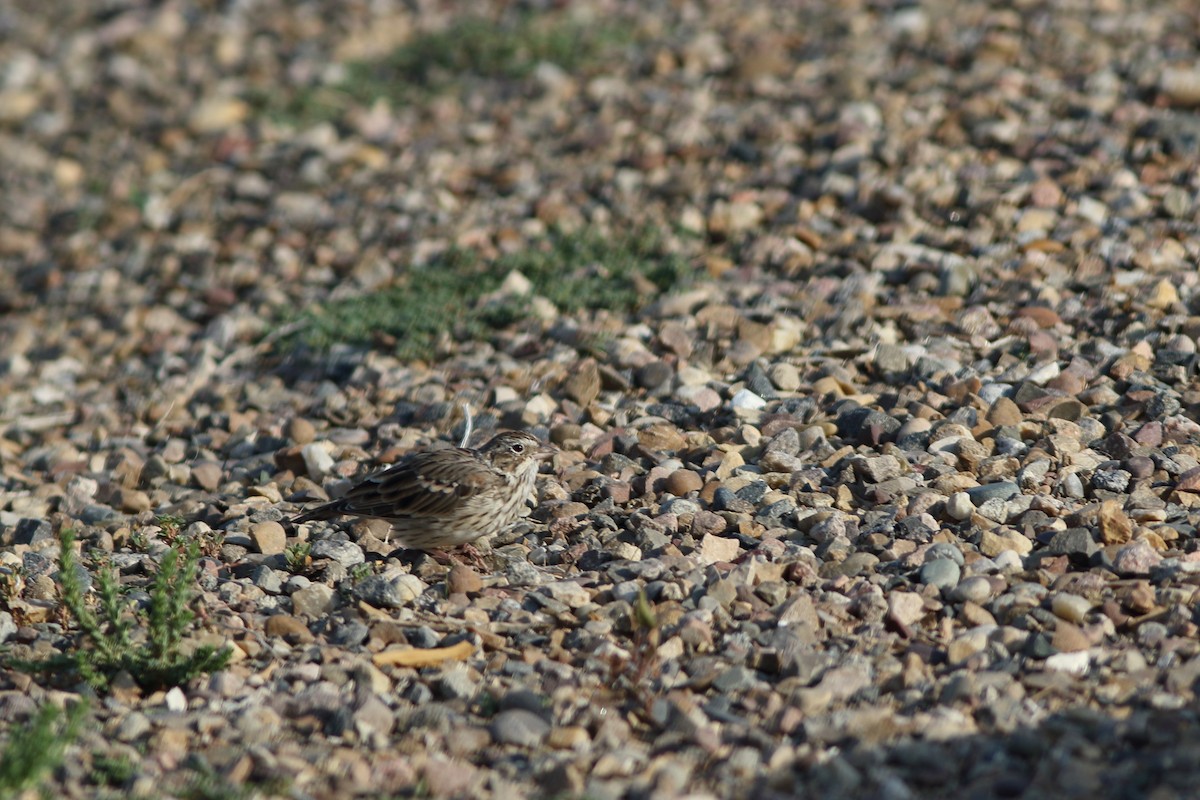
[290,502,340,525]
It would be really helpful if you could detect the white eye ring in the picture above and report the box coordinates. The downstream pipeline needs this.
[512,442,526,454]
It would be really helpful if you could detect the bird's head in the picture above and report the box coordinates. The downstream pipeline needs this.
[480,431,554,472]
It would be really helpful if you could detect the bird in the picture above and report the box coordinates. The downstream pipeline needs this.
[290,431,552,560]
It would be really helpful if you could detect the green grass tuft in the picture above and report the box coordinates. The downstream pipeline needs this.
[0,700,87,799]
[281,226,691,361]
[6,530,232,692]
[251,12,630,126]
[345,14,628,98]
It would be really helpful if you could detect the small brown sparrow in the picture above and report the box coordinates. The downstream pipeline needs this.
[291,431,552,555]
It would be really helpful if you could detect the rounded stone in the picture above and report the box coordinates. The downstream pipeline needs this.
[447,565,483,595]
[665,469,704,496]
[945,491,975,521]
[490,709,551,747]
[287,417,317,445]
[1050,593,1092,624]
[919,558,961,591]
[950,575,994,604]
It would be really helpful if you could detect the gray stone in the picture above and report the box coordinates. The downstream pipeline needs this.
[439,666,479,701]
[329,621,368,647]
[491,709,551,747]
[310,539,365,567]
[1045,528,1098,561]
[291,583,337,617]
[925,542,965,566]
[1091,469,1131,493]
[950,575,994,604]
[919,558,961,591]
[351,573,426,608]
[712,666,761,692]
[251,565,283,594]
[965,482,1019,504]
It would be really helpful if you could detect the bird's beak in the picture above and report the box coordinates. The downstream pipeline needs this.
[535,443,557,460]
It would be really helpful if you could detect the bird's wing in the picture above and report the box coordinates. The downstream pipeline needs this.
[336,448,504,518]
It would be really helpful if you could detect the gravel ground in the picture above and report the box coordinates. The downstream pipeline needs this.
[3,0,1200,798]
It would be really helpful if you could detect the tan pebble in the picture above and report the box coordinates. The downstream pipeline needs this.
[1051,620,1090,653]
[985,397,1023,426]
[887,591,926,627]
[716,450,745,480]
[192,461,223,492]
[665,469,703,496]
[698,533,741,565]
[1097,499,1132,545]
[562,358,601,406]
[263,614,315,643]
[959,601,996,627]
[547,726,591,750]
[118,488,153,513]
[287,417,317,445]
[446,565,483,595]
[250,521,287,555]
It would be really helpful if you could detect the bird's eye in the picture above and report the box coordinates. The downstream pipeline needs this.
[511,442,526,454]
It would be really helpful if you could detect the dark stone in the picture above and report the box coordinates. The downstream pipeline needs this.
[1044,528,1098,563]
[329,621,368,647]
[1091,469,1131,493]
[634,360,674,392]
[13,518,53,545]
[756,500,796,529]
[743,362,778,399]
[836,406,901,444]
[735,482,769,505]
[712,488,754,513]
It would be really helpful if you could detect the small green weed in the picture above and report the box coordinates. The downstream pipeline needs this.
[285,541,313,574]
[251,13,629,127]
[281,227,691,361]
[157,514,186,543]
[6,530,231,692]
[0,700,87,800]
[344,14,629,100]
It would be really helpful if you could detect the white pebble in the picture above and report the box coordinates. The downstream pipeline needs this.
[730,389,767,410]
[944,491,975,521]
[301,443,335,480]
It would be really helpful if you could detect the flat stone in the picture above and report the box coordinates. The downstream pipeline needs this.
[352,573,427,608]
[310,539,365,567]
[966,482,1019,504]
[264,613,315,643]
[251,521,287,555]
[698,534,741,565]
[490,709,551,747]
[291,583,337,617]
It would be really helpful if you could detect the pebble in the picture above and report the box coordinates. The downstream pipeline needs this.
[1112,539,1163,576]
[919,559,961,592]
[491,709,551,748]
[944,492,974,521]
[1050,593,1092,624]
[291,584,337,618]
[250,521,287,555]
